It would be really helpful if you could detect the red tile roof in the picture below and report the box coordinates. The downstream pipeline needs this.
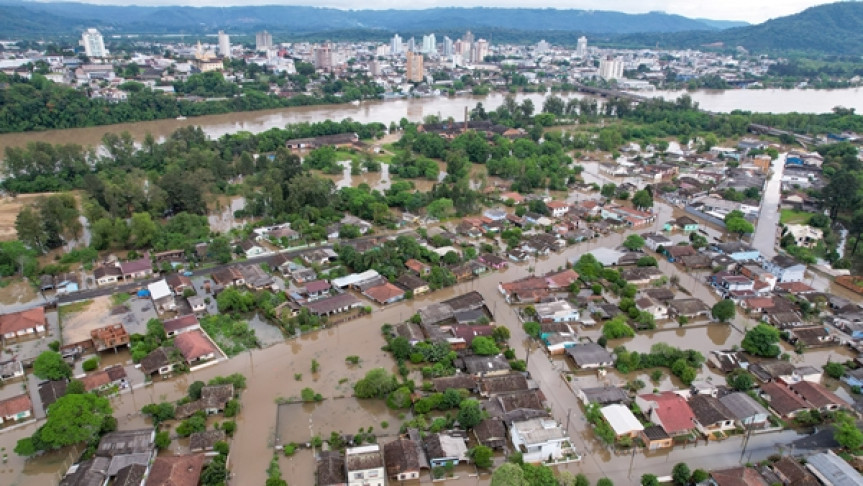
[761,382,810,416]
[640,392,695,435]
[145,454,205,486]
[789,381,846,409]
[304,280,331,294]
[364,282,405,304]
[0,394,31,417]
[0,307,46,335]
[174,330,217,362]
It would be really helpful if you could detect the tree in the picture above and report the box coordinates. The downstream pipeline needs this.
[631,189,653,209]
[725,213,754,238]
[641,474,660,486]
[726,369,755,391]
[427,198,454,219]
[691,469,709,483]
[597,479,614,486]
[354,368,398,399]
[711,299,736,322]
[471,336,500,356]
[32,351,72,381]
[468,445,494,468]
[456,399,483,429]
[155,431,171,450]
[523,321,541,338]
[389,336,411,360]
[623,234,645,251]
[490,463,526,486]
[129,212,157,248]
[741,323,781,357]
[672,462,691,486]
[824,361,846,380]
[142,402,175,424]
[188,380,206,400]
[602,316,635,339]
[492,326,511,343]
[16,393,113,455]
[834,411,863,450]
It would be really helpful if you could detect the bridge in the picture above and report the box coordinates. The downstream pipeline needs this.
[572,83,819,148]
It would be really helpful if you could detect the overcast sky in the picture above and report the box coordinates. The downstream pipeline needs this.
[36,0,842,23]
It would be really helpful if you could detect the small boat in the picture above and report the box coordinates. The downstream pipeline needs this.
[176,115,187,120]
[350,100,360,106]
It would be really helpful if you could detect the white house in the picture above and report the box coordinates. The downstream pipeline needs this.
[345,444,385,486]
[761,255,806,283]
[635,297,667,320]
[534,300,580,323]
[784,224,823,249]
[600,404,644,438]
[509,417,575,463]
[148,279,176,313]
[0,394,32,425]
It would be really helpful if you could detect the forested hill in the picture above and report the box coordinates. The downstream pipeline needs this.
[1,2,733,36]
[619,2,863,55]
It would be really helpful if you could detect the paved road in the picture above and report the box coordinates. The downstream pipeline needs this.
[751,154,786,259]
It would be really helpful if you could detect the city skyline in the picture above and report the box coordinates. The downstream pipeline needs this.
[26,0,846,23]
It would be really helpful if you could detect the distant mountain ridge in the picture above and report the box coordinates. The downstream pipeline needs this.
[0,2,742,35]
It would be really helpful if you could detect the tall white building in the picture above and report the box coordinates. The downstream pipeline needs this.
[422,34,437,55]
[406,37,416,53]
[255,30,272,51]
[217,31,231,58]
[599,56,624,81]
[535,39,550,55]
[80,28,107,58]
[391,34,403,55]
[576,36,588,58]
[442,36,453,56]
[472,38,489,64]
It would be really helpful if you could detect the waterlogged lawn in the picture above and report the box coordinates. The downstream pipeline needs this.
[200,314,260,357]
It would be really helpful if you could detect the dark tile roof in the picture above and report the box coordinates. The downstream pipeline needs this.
[316,451,346,486]
[383,439,420,476]
[688,395,734,425]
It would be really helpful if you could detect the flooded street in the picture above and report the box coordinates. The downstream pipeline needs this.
[751,154,785,259]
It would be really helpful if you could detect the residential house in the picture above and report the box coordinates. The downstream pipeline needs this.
[211,267,245,288]
[664,216,699,232]
[762,255,806,283]
[478,253,508,270]
[0,307,47,344]
[90,323,130,352]
[478,373,530,397]
[473,418,507,450]
[688,395,736,437]
[119,255,153,280]
[719,392,770,429]
[80,365,128,393]
[842,368,863,388]
[383,438,421,481]
[565,343,614,370]
[239,239,267,257]
[667,299,711,319]
[238,264,275,290]
[789,381,848,413]
[462,355,511,377]
[303,293,362,316]
[714,242,761,262]
[432,375,477,393]
[139,347,182,377]
[153,250,186,266]
[316,451,347,486]
[189,429,226,454]
[0,394,32,425]
[395,273,430,295]
[0,359,24,382]
[785,224,823,249]
[508,417,574,464]
[165,274,193,295]
[805,451,863,486]
[770,456,820,486]
[635,391,697,437]
[635,297,668,320]
[546,200,571,218]
[621,267,664,286]
[94,265,123,286]
[423,433,468,468]
[173,329,218,365]
[543,333,579,355]
[534,300,580,323]
[787,326,834,347]
[187,296,207,314]
[148,279,176,313]
[663,245,697,262]
[405,259,431,276]
[601,404,644,438]
[200,384,234,414]
[303,280,332,299]
[364,282,406,305]
[145,454,205,486]
[331,270,382,290]
[760,382,810,418]
[710,466,769,486]
[642,232,672,252]
[345,444,386,486]
[576,386,630,406]
[640,425,673,450]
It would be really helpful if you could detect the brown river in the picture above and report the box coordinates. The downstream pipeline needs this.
[1,88,862,485]
[1,88,861,156]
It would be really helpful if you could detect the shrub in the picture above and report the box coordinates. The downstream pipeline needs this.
[82,357,100,372]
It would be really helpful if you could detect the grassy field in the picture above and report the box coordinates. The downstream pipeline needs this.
[780,209,812,225]
[58,299,93,319]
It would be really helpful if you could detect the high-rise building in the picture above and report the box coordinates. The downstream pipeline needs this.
[422,34,437,55]
[599,55,623,80]
[255,30,273,51]
[314,43,332,72]
[406,51,424,83]
[536,39,550,55]
[472,39,489,63]
[442,36,454,56]
[576,36,588,58]
[80,28,107,58]
[218,31,231,58]
[406,37,416,53]
[463,30,474,47]
[391,34,403,55]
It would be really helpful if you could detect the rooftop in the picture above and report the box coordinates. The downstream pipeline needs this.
[145,454,205,486]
